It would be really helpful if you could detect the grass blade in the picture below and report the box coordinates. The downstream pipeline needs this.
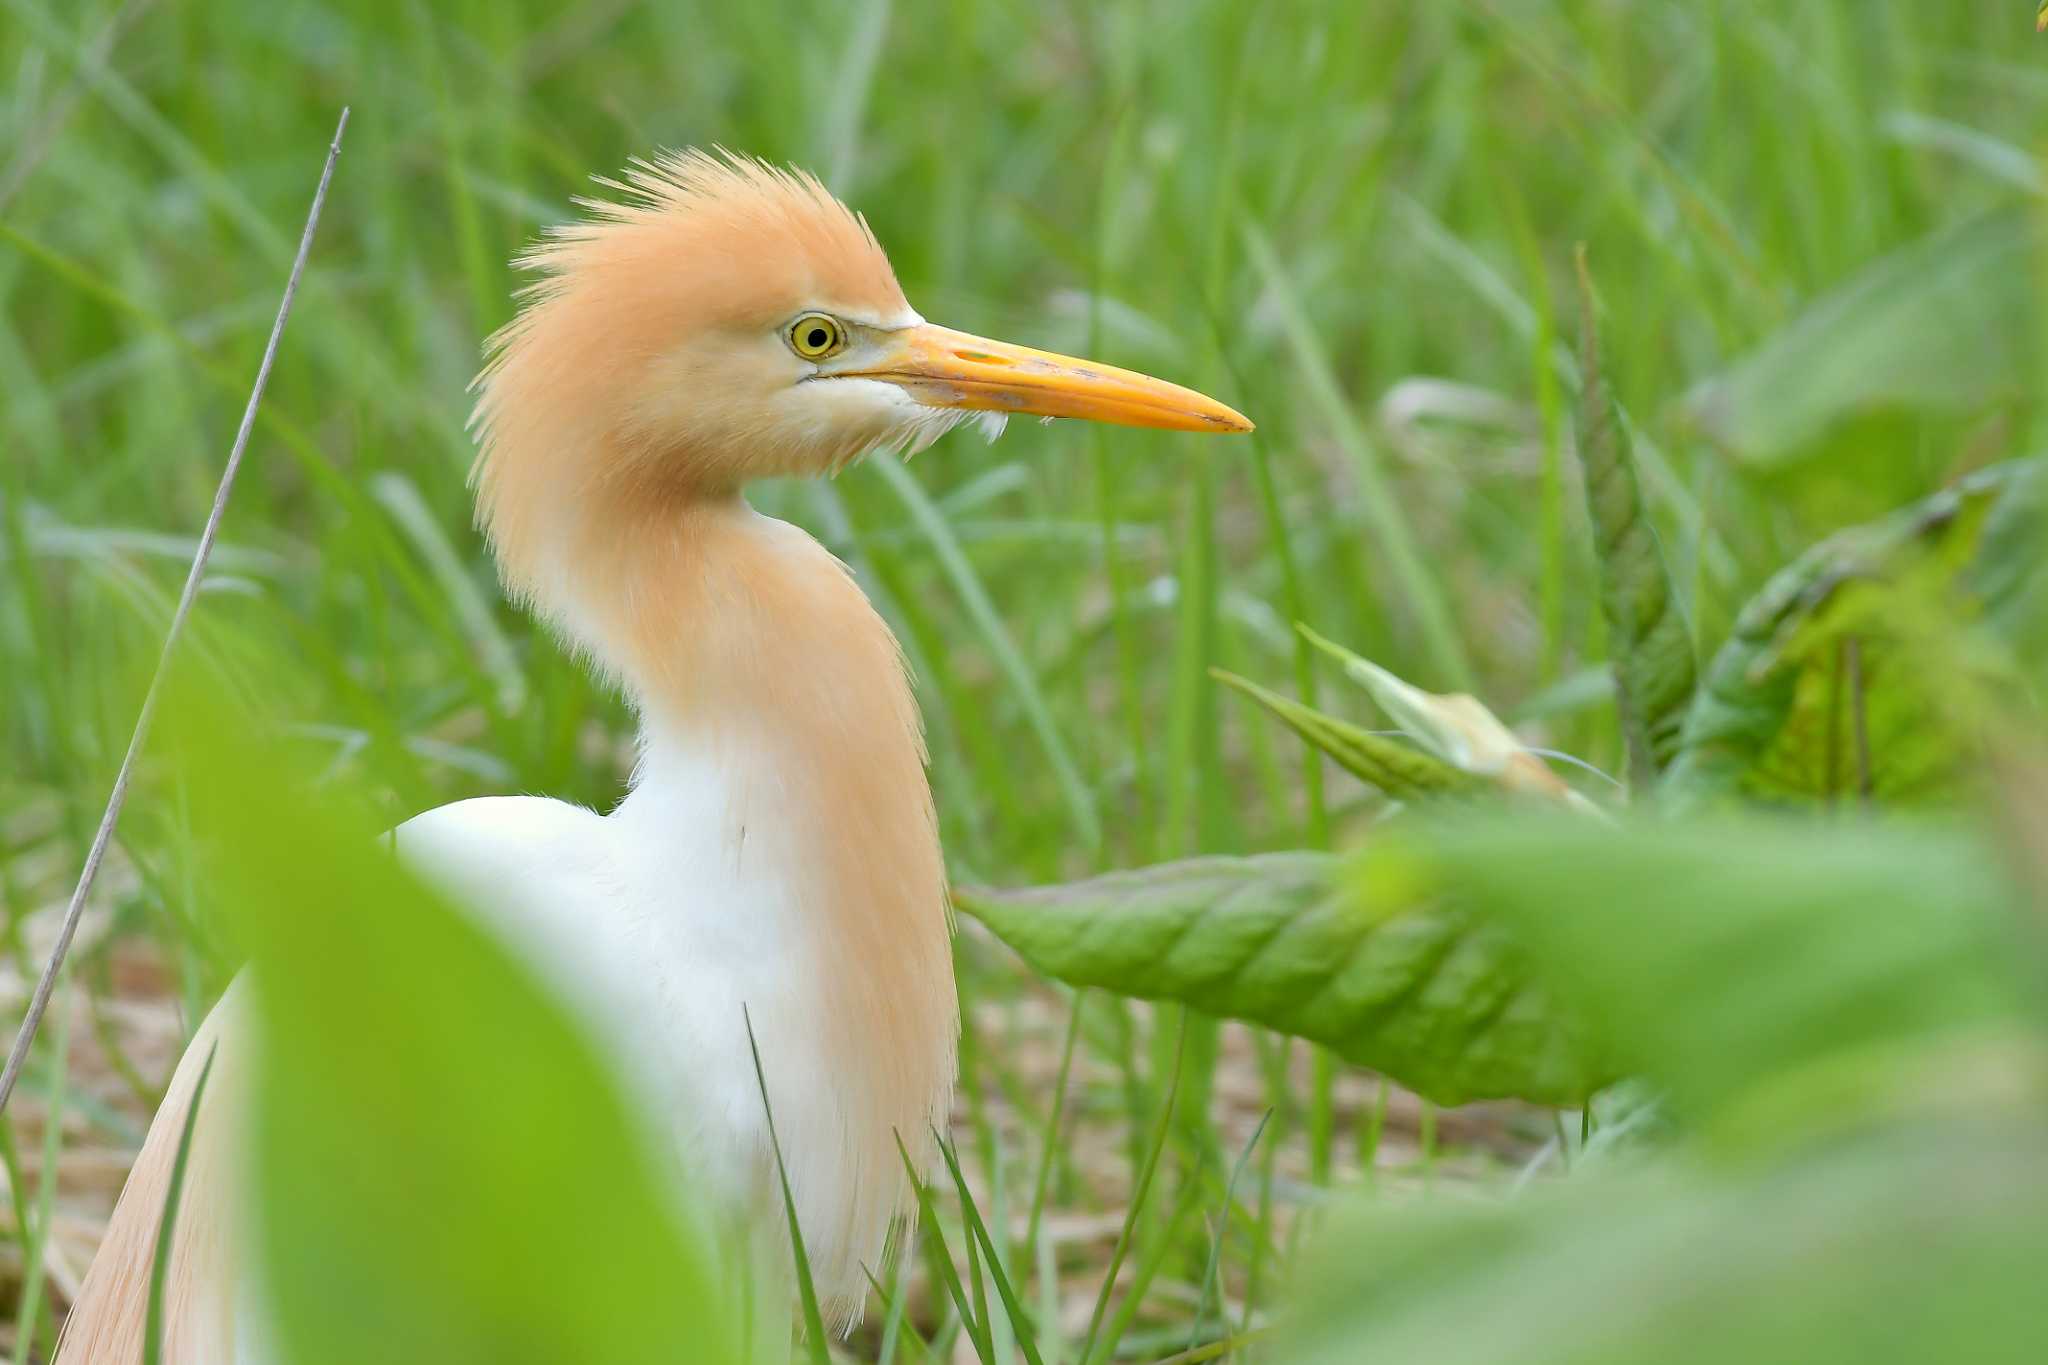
[144,1041,218,1365]
[1077,1019,1186,1365]
[864,1264,935,1364]
[895,1130,995,1362]
[1192,1107,1272,1353]
[1090,1169,1206,1365]
[933,1128,1046,1365]
[9,975,72,1365]
[1023,989,1083,1265]
[869,456,1102,851]
[1241,221,1470,688]
[743,1008,832,1363]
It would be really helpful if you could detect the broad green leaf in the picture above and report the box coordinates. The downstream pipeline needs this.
[1280,1122,2048,1365]
[1298,626,1594,807]
[1574,252,1697,789]
[1212,669,1485,802]
[170,691,748,1365]
[1279,811,2048,1365]
[957,853,1608,1107]
[1682,210,2039,465]
[1409,815,2042,1142]
[1664,461,2042,809]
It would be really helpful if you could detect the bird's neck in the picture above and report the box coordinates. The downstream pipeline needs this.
[547,488,956,1186]
[569,487,952,903]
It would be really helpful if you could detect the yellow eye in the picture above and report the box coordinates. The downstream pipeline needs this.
[788,312,847,360]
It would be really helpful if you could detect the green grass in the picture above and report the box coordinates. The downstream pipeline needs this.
[3,1,2045,1361]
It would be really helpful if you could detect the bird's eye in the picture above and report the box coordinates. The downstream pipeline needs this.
[788,312,847,360]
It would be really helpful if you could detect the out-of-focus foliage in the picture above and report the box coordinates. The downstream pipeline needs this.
[1574,255,1696,789]
[1283,1120,2048,1365]
[1212,671,1488,803]
[970,453,2044,1115]
[1398,818,2042,1140]
[1299,626,1586,804]
[166,688,749,1365]
[1683,212,2041,466]
[958,854,1609,1107]
[1276,813,2048,1364]
[1665,460,2044,809]
[1215,626,1602,810]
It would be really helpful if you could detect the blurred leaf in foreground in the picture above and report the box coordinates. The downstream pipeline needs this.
[1664,460,2044,810]
[1409,815,2045,1144]
[958,853,1609,1107]
[1281,1120,2048,1365]
[1276,811,2048,1365]
[1682,210,2039,465]
[168,687,748,1365]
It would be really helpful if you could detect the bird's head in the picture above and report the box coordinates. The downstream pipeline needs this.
[471,150,1249,600]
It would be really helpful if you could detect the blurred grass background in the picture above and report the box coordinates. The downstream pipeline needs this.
[3,0,2045,1359]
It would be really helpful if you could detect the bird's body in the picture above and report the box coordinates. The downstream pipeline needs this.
[397,493,955,1308]
[58,150,1248,1361]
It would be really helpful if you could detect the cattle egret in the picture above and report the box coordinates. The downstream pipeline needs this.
[59,149,1251,1361]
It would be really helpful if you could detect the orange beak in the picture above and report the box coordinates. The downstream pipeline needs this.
[842,323,1253,434]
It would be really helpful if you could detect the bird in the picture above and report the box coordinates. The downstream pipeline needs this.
[57,148,1251,1361]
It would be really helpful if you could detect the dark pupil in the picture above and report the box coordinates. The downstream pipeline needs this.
[806,327,829,350]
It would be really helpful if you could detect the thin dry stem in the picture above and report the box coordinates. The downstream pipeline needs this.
[0,107,350,1121]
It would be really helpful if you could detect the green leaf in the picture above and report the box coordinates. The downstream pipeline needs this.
[1277,812,2048,1365]
[1279,1122,2048,1365]
[957,854,1608,1107]
[1211,669,1485,802]
[1298,627,1594,805]
[1574,250,1698,789]
[171,692,747,1365]
[1682,210,2039,466]
[144,1043,217,1365]
[1409,815,2040,1142]
[1664,461,2043,810]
